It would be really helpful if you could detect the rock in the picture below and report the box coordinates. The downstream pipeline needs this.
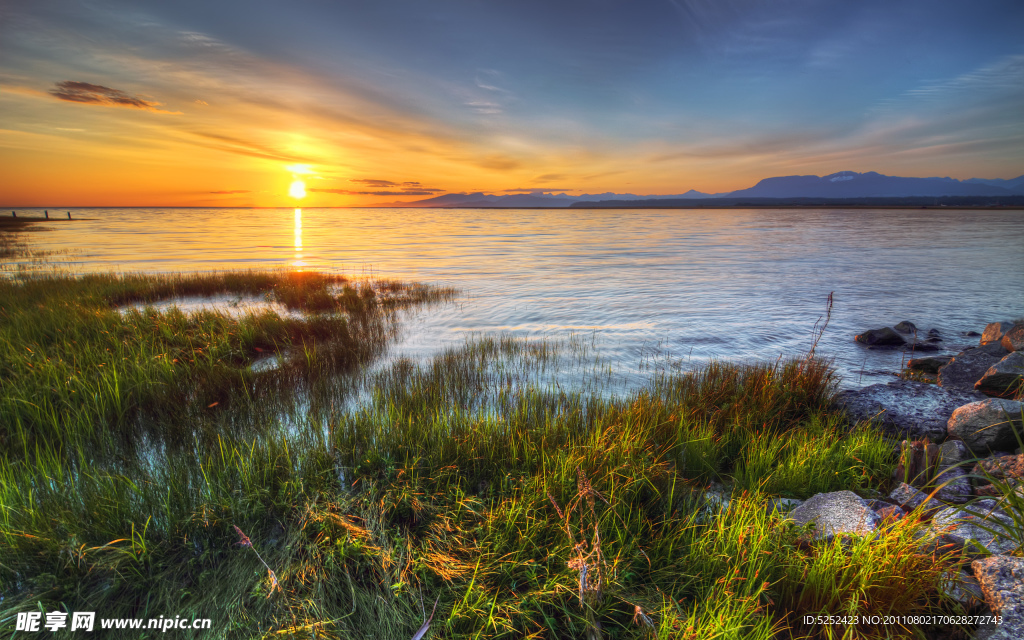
[894,321,918,333]
[928,328,941,338]
[836,380,986,441]
[902,340,941,352]
[873,504,905,523]
[889,482,944,512]
[907,355,952,373]
[1001,324,1024,352]
[932,466,972,503]
[939,439,970,468]
[941,569,986,609]
[965,331,981,337]
[982,322,1015,346]
[976,352,1024,399]
[947,399,1024,453]
[789,491,878,540]
[938,343,1010,392]
[974,453,1024,483]
[972,556,1024,639]
[855,327,906,346]
[932,501,1017,555]
[769,497,802,513]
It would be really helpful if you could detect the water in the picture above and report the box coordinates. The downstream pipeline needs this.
[8,206,1024,389]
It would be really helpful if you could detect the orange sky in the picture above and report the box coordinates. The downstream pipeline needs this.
[1,1,1022,207]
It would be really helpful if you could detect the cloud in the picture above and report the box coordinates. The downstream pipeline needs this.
[348,179,443,192]
[209,190,250,194]
[188,131,315,163]
[309,188,439,196]
[466,100,502,115]
[351,178,399,187]
[49,81,180,113]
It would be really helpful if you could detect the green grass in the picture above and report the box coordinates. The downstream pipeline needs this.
[0,271,975,639]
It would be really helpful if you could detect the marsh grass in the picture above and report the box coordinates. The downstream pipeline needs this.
[0,271,971,639]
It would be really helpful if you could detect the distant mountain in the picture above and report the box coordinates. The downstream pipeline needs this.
[373,171,1024,207]
[377,190,717,207]
[726,171,1022,198]
[964,175,1024,192]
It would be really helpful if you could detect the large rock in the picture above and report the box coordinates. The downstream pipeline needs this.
[836,379,986,441]
[894,321,918,334]
[941,569,986,609]
[972,556,1024,640]
[889,482,944,512]
[932,500,1017,555]
[947,399,1024,453]
[982,321,1015,346]
[1002,324,1024,352]
[976,352,1024,399]
[854,327,906,347]
[907,355,953,374]
[974,453,1024,483]
[932,466,972,503]
[938,343,1011,392]
[789,491,878,540]
[939,439,970,468]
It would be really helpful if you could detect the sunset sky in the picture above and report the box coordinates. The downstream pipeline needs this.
[1,0,1023,207]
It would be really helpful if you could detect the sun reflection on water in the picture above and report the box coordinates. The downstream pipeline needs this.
[293,208,303,270]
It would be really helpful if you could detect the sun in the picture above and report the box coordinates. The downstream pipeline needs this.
[289,179,307,199]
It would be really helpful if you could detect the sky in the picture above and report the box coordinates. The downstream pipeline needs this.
[1,0,1023,207]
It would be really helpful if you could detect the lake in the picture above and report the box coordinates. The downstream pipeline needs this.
[9,206,1024,390]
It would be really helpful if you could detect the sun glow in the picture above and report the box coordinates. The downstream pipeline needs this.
[289,179,307,199]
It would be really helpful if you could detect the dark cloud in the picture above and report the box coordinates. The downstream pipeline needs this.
[348,179,443,192]
[310,188,439,196]
[209,190,250,194]
[49,80,177,113]
[351,178,399,187]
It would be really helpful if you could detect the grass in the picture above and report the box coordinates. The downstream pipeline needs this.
[0,270,979,639]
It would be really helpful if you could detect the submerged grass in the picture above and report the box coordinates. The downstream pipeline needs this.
[0,271,972,639]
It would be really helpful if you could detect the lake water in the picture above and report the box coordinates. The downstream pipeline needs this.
[8,206,1024,390]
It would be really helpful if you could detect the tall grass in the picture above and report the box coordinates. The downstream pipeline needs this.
[0,272,969,639]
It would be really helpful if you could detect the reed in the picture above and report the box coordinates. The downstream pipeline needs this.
[0,271,972,639]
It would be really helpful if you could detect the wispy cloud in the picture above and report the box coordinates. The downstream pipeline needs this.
[49,80,180,113]
[187,131,314,163]
[309,188,438,196]
[209,189,250,194]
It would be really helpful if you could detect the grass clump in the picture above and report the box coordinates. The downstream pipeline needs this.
[0,273,971,639]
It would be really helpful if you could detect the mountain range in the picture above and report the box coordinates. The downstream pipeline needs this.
[377,171,1024,207]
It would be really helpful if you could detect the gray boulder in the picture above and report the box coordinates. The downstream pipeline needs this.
[939,439,971,468]
[947,399,1024,453]
[907,355,953,373]
[789,491,878,540]
[976,352,1024,399]
[836,379,986,441]
[932,466,972,503]
[1002,324,1024,352]
[855,327,906,346]
[894,321,918,333]
[940,569,986,609]
[972,556,1024,640]
[932,500,1018,555]
[982,321,1015,346]
[889,482,944,512]
[938,343,1011,392]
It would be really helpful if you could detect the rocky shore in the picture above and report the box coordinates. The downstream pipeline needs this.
[786,320,1024,639]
